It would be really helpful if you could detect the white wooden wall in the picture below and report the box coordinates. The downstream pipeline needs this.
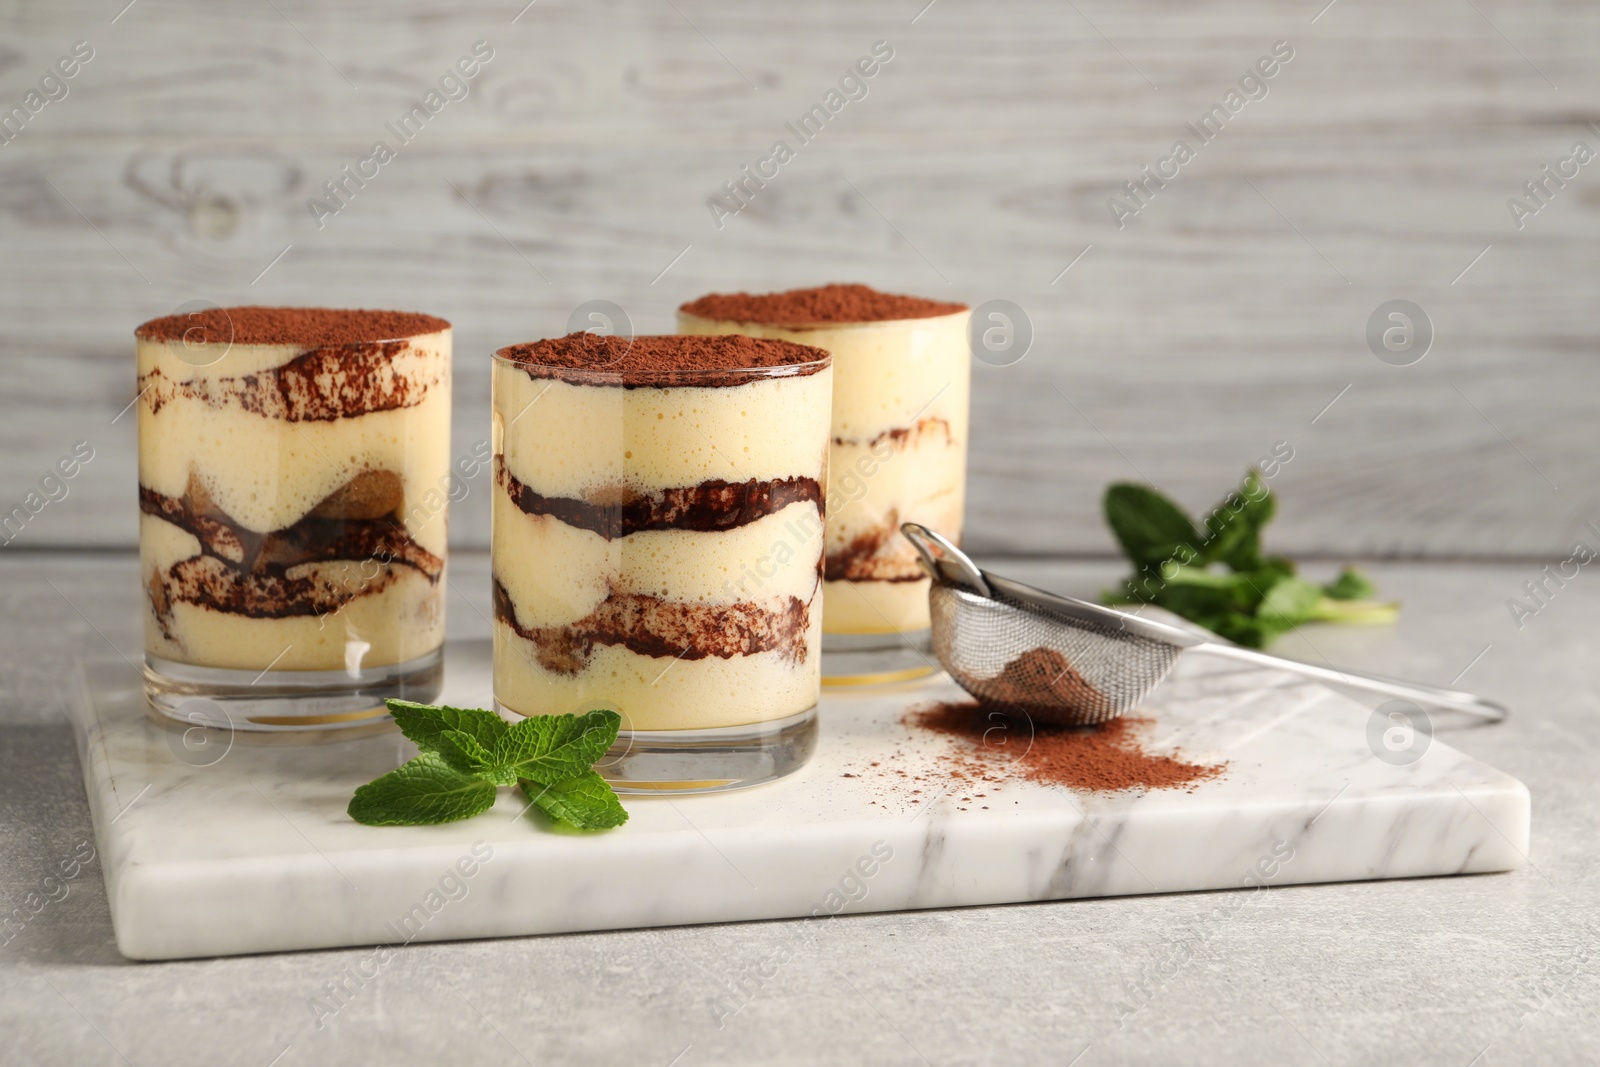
[1,0,1595,557]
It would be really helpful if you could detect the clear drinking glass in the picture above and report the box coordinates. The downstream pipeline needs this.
[678,296,971,686]
[491,334,832,792]
[137,306,451,731]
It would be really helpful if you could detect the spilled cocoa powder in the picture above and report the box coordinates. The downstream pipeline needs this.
[904,702,1224,796]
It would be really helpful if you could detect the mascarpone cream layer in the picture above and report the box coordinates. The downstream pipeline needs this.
[828,425,965,572]
[493,497,823,629]
[493,365,832,498]
[676,310,970,444]
[822,577,930,635]
[494,613,823,732]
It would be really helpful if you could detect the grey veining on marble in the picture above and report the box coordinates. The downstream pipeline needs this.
[4,553,1597,1067]
[71,630,1526,960]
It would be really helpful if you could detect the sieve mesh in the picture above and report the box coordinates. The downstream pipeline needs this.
[929,584,1183,725]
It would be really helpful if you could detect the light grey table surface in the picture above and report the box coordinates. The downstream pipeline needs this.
[2,550,1595,1066]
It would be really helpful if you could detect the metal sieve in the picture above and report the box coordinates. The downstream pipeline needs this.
[902,523,1509,727]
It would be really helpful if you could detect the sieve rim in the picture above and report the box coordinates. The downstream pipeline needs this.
[977,573,1201,650]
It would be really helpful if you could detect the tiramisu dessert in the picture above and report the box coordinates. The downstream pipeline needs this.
[491,333,832,790]
[136,307,451,729]
[678,284,970,682]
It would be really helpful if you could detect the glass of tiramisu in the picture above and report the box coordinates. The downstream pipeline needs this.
[491,332,832,792]
[678,284,970,686]
[137,306,451,731]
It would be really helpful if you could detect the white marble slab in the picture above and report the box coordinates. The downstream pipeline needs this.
[70,640,1529,961]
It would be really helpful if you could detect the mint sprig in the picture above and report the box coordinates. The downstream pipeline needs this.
[348,701,628,831]
[1101,471,1399,648]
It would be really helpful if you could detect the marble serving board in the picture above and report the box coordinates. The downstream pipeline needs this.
[70,641,1529,961]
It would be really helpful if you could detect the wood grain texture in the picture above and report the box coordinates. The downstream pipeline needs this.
[0,0,1596,556]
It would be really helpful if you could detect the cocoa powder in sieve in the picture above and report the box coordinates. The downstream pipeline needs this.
[971,646,1108,723]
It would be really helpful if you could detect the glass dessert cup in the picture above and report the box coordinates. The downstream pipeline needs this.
[136,307,451,731]
[490,333,832,793]
[678,285,972,687]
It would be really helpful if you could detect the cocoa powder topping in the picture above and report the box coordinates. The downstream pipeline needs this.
[497,333,829,388]
[680,284,967,327]
[136,306,450,346]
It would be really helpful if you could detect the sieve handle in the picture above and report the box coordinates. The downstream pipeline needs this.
[901,523,990,595]
[1194,642,1509,724]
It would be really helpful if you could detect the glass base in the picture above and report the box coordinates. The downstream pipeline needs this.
[574,705,818,795]
[821,629,940,688]
[144,648,443,732]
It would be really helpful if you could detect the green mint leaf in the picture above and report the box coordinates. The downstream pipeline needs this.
[1229,565,1292,609]
[386,700,509,756]
[1104,484,1201,571]
[1259,575,1322,630]
[1210,613,1274,648]
[1151,580,1246,622]
[1256,557,1298,581]
[348,753,499,826]
[497,709,620,786]
[1201,470,1276,570]
[1322,567,1377,601]
[435,729,514,784]
[520,772,629,831]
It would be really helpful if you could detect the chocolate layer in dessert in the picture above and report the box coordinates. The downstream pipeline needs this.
[842,416,954,453]
[496,456,821,541]
[824,510,925,583]
[494,580,808,675]
[138,342,443,422]
[679,283,968,328]
[142,475,443,634]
